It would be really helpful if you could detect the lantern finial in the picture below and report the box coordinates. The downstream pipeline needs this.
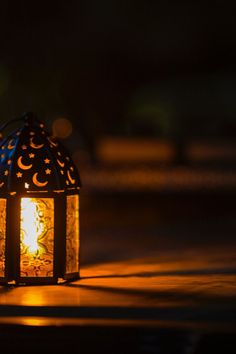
[22,112,39,126]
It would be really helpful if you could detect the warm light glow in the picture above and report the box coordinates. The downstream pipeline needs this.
[21,198,43,253]
[66,195,79,273]
[20,198,54,277]
[0,198,6,277]
[52,118,73,139]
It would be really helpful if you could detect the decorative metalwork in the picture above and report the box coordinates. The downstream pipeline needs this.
[17,156,33,170]
[20,198,54,277]
[0,116,81,193]
[0,199,6,277]
[66,195,79,274]
[0,113,81,284]
[32,172,48,187]
[29,137,44,149]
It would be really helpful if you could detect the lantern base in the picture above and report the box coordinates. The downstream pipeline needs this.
[0,273,80,286]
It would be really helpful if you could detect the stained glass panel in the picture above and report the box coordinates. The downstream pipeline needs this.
[0,199,6,277]
[66,195,79,273]
[20,198,54,277]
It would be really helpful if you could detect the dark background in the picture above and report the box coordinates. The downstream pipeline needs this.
[0,0,236,262]
[0,1,236,145]
[0,2,236,353]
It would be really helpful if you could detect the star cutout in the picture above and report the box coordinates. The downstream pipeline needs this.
[45,169,51,175]
[22,145,27,150]
[16,172,22,178]
[60,170,64,175]
[44,158,50,164]
[7,160,11,165]
[29,153,35,158]
[4,170,8,176]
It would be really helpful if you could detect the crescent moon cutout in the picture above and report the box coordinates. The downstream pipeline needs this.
[30,137,44,149]
[47,137,58,147]
[67,170,75,184]
[17,156,33,170]
[7,139,16,150]
[32,173,48,187]
[57,159,65,168]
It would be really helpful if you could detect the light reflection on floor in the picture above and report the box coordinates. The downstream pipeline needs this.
[0,247,235,331]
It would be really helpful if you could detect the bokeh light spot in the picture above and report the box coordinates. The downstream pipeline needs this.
[52,118,73,139]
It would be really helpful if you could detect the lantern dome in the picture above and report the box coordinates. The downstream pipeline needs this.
[0,113,81,194]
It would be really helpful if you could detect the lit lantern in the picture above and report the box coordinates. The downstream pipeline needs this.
[0,113,81,285]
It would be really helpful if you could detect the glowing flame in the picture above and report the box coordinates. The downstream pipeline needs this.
[20,198,44,254]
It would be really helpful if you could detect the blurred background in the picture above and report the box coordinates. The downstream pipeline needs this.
[0,2,236,352]
[0,0,235,264]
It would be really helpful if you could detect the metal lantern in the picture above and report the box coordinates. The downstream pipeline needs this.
[0,113,81,285]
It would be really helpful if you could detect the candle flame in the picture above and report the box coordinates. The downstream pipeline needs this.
[20,198,43,254]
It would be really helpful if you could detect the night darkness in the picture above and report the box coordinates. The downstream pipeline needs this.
[0,2,236,354]
[0,1,236,140]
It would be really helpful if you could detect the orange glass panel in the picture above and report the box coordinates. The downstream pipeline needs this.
[0,199,6,277]
[20,198,54,277]
[66,195,79,273]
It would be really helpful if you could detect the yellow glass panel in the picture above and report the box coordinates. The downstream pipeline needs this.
[20,198,54,277]
[0,199,6,277]
[66,195,79,273]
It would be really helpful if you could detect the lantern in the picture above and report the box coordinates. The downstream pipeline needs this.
[0,113,81,285]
